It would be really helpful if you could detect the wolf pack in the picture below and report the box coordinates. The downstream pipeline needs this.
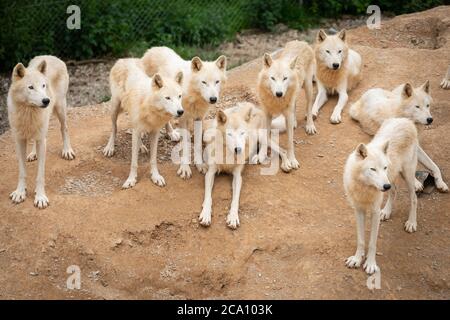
[6,29,449,275]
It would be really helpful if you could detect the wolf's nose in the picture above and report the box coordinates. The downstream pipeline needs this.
[427,117,433,124]
[42,98,50,106]
[383,184,391,191]
[332,63,340,70]
[209,97,217,104]
[177,109,184,117]
[234,147,242,154]
[276,91,283,98]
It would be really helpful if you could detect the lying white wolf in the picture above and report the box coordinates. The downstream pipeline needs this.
[350,81,448,192]
[344,118,419,274]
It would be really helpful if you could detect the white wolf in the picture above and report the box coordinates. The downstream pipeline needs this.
[8,55,75,209]
[344,118,419,274]
[312,29,362,124]
[141,47,227,179]
[103,58,184,188]
[350,81,448,192]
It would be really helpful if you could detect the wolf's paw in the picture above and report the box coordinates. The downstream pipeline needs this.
[34,193,49,209]
[139,144,148,154]
[288,156,299,170]
[280,158,292,173]
[151,172,166,187]
[415,178,424,192]
[103,144,115,157]
[330,112,342,124]
[346,255,363,268]
[27,152,37,162]
[196,164,208,175]
[311,108,319,120]
[256,153,270,165]
[380,209,391,221]
[122,177,137,189]
[177,164,192,180]
[226,212,240,230]
[10,188,27,204]
[305,123,317,135]
[404,220,417,233]
[435,179,449,193]
[441,78,450,89]
[168,129,181,142]
[363,259,379,275]
[199,208,212,227]
[62,147,75,160]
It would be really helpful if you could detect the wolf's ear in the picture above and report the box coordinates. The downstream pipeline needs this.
[420,80,430,94]
[37,60,47,75]
[317,29,327,43]
[402,83,413,98]
[382,141,389,155]
[152,73,164,90]
[217,110,227,124]
[175,71,183,86]
[215,55,227,71]
[290,56,298,70]
[263,53,272,68]
[338,29,346,41]
[191,57,203,72]
[12,63,26,81]
[356,143,367,159]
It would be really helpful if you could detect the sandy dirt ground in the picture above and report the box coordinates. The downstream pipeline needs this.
[0,7,449,299]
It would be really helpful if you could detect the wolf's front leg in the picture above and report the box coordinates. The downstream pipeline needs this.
[330,84,348,124]
[165,121,181,142]
[27,139,37,162]
[122,128,140,189]
[199,165,217,227]
[417,145,448,192]
[149,131,165,187]
[380,185,396,221]
[256,115,272,165]
[364,206,381,274]
[346,209,365,268]
[227,166,243,229]
[34,139,49,209]
[304,74,317,135]
[284,106,299,170]
[177,118,192,179]
[312,81,328,118]
[10,138,27,204]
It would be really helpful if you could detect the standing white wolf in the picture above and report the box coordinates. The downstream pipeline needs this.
[257,40,316,172]
[141,47,227,179]
[103,58,184,188]
[8,55,75,209]
[198,102,268,229]
[344,118,419,274]
[350,81,448,192]
[312,29,362,124]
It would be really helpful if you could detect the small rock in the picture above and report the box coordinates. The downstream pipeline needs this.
[30,272,39,276]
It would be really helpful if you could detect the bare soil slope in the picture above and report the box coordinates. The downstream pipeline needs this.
[0,6,449,299]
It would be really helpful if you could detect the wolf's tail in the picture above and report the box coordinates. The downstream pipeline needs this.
[349,99,362,121]
[271,115,287,133]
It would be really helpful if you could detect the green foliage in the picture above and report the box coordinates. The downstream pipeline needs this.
[0,0,445,72]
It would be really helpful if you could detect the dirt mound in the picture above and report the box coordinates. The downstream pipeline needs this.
[0,6,449,299]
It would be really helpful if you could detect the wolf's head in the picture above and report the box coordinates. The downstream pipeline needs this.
[260,53,298,98]
[150,72,184,118]
[353,143,391,192]
[216,104,255,157]
[315,29,348,71]
[190,56,227,105]
[399,81,433,125]
[10,61,51,108]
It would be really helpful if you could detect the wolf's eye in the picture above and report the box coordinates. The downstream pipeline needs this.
[283,77,288,81]
[415,105,420,109]
[215,80,220,84]
[426,104,430,108]
[270,76,275,81]
[227,133,232,136]
[241,132,245,136]
[202,81,207,85]
[42,84,46,88]
[326,50,331,54]
[28,85,34,90]
[370,168,376,171]
[384,166,387,170]
[338,50,342,54]
[165,97,171,100]
[178,95,182,99]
